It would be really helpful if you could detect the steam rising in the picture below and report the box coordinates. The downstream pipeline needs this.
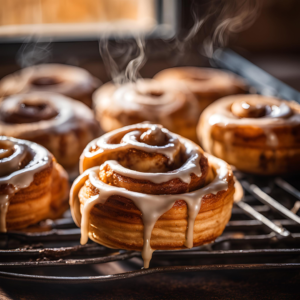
[125,37,146,83]
[99,0,261,85]
[17,37,52,68]
[99,36,146,85]
[202,0,261,57]
[174,0,261,57]
[13,0,261,85]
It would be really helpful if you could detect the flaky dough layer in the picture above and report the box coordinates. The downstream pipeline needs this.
[3,160,69,230]
[79,164,234,250]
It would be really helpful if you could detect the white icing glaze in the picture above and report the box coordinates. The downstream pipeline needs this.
[269,103,292,118]
[200,95,300,151]
[111,80,192,116]
[0,92,96,139]
[0,136,51,232]
[0,140,28,177]
[70,124,230,268]
[206,96,299,127]
[81,124,183,173]
[96,124,202,184]
[70,155,228,268]
[100,155,200,184]
[93,80,200,132]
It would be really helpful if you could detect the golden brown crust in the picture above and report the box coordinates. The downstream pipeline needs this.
[49,162,70,219]
[3,162,53,230]
[198,95,300,175]
[2,159,68,230]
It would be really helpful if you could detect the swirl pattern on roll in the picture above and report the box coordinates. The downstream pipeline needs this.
[93,79,200,142]
[198,94,300,174]
[70,123,235,268]
[154,67,247,111]
[0,92,102,172]
[0,136,53,232]
[0,64,101,107]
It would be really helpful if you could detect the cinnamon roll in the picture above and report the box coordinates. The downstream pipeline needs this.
[154,67,247,112]
[198,94,300,175]
[0,92,102,174]
[0,64,100,107]
[70,123,235,268]
[93,79,200,142]
[0,136,69,232]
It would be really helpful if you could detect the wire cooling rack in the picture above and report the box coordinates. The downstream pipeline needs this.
[1,49,300,283]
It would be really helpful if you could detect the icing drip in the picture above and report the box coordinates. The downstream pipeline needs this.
[71,124,230,268]
[71,156,228,268]
[0,136,51,232]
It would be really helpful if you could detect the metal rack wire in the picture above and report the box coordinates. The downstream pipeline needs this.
[1,49,300,283]
[0,172,300,283]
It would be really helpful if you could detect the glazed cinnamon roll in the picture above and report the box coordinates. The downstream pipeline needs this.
[0,136,69,232]
[198,95,300,175]
[0,64,100,107]
[0,92,102,174]
[154,67,247,112]
[93,79,200,142]
[70,123,235,268]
